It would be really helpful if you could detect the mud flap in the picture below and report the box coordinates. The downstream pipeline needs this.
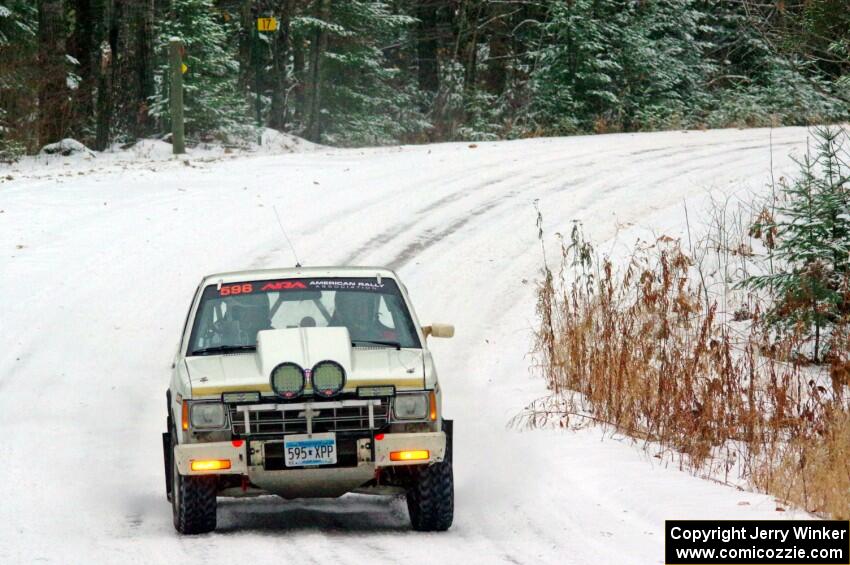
[163,431,172,499]
[442,419,453,463]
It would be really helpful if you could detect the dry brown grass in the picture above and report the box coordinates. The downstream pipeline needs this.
[520,220,850,518]
[753,409,850,519]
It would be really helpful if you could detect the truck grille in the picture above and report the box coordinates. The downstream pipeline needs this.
[230,398,389,437]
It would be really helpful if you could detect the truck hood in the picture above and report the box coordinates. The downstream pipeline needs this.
[185,327,425,397]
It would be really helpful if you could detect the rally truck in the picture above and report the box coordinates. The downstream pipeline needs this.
[162,267,455,534]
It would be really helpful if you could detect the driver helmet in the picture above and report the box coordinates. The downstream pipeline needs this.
[226,293,271,336]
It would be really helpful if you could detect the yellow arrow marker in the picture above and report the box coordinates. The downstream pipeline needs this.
[181,63,188,74]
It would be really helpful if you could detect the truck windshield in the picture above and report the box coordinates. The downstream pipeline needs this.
[187,277,421,355]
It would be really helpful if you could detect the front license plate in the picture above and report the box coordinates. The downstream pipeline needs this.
[283,433,337,467]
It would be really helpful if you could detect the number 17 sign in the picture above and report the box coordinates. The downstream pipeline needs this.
[257,17,278,32]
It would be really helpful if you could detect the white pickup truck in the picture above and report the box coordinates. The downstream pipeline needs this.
[163,267,454,534]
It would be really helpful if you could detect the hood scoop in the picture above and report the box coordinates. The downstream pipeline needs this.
[186,326,423,398]
[256,327,353,377]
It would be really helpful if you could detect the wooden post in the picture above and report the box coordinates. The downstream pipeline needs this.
[169,38,185,155]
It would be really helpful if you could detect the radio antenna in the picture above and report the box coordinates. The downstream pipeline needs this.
[273,205,302,268]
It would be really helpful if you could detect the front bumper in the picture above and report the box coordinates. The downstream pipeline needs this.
[174,431,446,477]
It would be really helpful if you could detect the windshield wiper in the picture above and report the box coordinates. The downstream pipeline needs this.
[191,344,256,356]
[352,340,402,350]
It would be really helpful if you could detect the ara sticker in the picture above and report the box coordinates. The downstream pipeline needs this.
[260,281,307,292]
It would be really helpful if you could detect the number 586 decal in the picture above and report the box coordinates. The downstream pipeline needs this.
[219,283,253,296]
[217,280,308,296]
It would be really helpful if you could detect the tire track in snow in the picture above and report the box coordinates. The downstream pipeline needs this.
[375,133,795,272]
[266,130,799,276]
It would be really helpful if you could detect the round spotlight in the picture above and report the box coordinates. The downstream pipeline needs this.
[271,362,305,399]
[311,361,346,398]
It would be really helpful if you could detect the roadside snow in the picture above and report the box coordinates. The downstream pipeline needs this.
[0,127,817,564]
[9,129,318,179]
[39,138,95,157]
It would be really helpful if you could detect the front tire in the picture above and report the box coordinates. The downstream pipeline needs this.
[171,433,218,534]
[406,460,454,531]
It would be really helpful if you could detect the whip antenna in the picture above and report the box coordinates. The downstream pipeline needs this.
[273,205,302,268]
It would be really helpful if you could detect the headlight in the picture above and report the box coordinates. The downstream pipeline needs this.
[311,361,346,398]
[190,402,227,429]
[271,362,305,399]
[393,393,429,420]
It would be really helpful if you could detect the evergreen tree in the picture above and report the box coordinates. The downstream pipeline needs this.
[699,3,845,129]
[524,0,847,135]
[743,0,850,105]
[526,0,710,133]
[0,1,38,157]
[3,0,849,150]
[293,0,426,145]
[747,127,850,362]
[150,0,248,138]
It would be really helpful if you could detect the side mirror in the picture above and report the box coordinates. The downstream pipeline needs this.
[423,324,455,339]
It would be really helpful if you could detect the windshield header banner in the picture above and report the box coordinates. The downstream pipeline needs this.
[207,277,396,298]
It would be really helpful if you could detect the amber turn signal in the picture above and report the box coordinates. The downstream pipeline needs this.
[190,459,231,471]
[429,390,437,421]
[181,401,189,431]
[390,450,429,462]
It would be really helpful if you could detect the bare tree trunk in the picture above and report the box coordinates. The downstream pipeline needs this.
[305,0,329,142]
[268,0,293,130]
[135,0,155,135]
[95,39,112,149]
[415,0,439,94]
[462,1,482,97]
[238,0,253,93]
[293,35,306,125]
[484,1,510,95]
[70,0,95,134]
[88,0,111,150]
[38,0,71,146]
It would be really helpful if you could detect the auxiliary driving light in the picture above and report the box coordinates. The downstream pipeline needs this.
[222,391,261,404]
[271,362,305,399]
[311,360,346,398]
[390,450,430,462]
[190,459,231,471]
[357,385,396,398]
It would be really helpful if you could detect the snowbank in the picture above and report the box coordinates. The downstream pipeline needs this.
[3,128,320,177]
[39,138,95,157]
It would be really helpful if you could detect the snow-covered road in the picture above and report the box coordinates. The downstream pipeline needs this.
[0,127,814,564]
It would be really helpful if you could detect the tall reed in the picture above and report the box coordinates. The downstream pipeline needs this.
[521,218,849,518]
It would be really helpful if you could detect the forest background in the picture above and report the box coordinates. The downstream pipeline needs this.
[2,0,849,156]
